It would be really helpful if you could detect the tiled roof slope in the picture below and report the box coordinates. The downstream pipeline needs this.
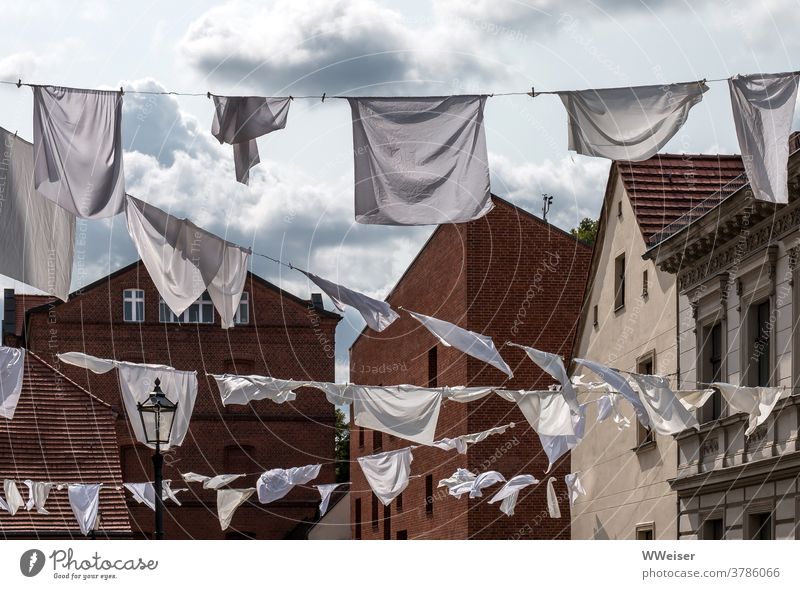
[0,350,131,537]
[618,154,745,241]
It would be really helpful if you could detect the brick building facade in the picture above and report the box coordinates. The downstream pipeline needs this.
[6,261,340,539]
[349,196,592,539]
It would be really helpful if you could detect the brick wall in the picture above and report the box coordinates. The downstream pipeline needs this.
[350,197,592,539]
[24,261,339,539]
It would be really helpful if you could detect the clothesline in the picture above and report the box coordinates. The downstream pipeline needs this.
[1,71,797,100]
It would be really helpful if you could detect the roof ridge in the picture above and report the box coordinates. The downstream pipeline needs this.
[24,349,116,412]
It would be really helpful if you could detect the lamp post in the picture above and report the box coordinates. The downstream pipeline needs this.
[136,378,178,540]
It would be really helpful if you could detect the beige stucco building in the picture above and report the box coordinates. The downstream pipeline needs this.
[571,154,744,539]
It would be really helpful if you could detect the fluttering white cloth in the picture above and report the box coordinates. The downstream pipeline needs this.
[538,404,587,473]
[256,464,321,504]
[712,382,787,436]
[558,82,708,161]
[564,473,586,507]
[213,375,310,406]
[509,344,579,412]
[488,474,539,516]
[68,483,102,536]
[729,72,800,204]
[0,347,26,420]
[124,195,251,329]
[448,470,506,499]
[438,468,476,493]
[301,270,399,332]
[123,481,185,511]
[0,127,75,300]
[181,473,244,490]
[24,480,54,514]
[596,393,631,430]
[495,390,575,436]
[211,95,291,184]
[629,373,699,435]
[216,488,254,531]
[432,423,514,454]
[348,96,492,225]
[675,388,717,410]
[407,310,513,378]
[546,477,561,518]
[348,384,443,445]
[32,86,125,218]
[57,352,197,450]
[316,482,349,517]
[574,359,649,427]
[3,479,25,515]
[358,447,414,506]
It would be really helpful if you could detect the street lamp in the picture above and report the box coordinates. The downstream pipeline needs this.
[137,378,177,540]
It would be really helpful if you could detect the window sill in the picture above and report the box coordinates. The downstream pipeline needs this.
[632,439,657,453]
[614,305,625,314]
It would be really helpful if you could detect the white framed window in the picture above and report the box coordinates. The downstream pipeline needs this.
[159,292,214,324]
[123,289,145,323]
[234,292,249,325]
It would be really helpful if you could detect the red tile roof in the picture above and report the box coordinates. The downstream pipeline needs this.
[0,350,131,538]
[617,154,745,242]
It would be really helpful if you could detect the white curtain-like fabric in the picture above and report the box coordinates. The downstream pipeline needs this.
[316,482,349,517]
[546,477,561,518]
[496,390,575,436]
[348,96,492,225]
[23,480,54,514]
[539,404,587,473]
[32,86,125,218]
[596,393,631,430]
[211,95,291,185]
[301,270,399,333]
[488,474,539,516]
[349,385,443,445]
[509,344,579,412]
[449,470,506,499]
[558,82,708,161]
[574,359,649,427]
[124,195,250,329]
[3,479,25,516]
[564,473,586,507]
[58,352,197,450]
[432,423,514,454]
[438,468,476,494]
[675,388,716,410]
[712,382,787,436]
[629,373,699,435]
[729,72,800,204]
[213,374,310,406]
[0,127,75,300]
[68,483,102,536]
[407,310,513,378]
[256,464,321,504]
[0,347,26,420]
[123,481,184,511]
[216,488,255,531]
[181,472,244,490]
[358,447,414,506]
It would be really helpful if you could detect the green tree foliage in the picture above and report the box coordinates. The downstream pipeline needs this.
[335,408,350,483]
[570,217,599,245]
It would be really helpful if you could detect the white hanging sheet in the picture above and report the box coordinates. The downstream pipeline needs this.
[123,481,185,511]
[316,482,350,517]
[712,382,787,436]
[438,468,476,494]
[449,470,506,499]
[558,82,708,161]
[432,423,514,454]
[68,483,102,536]
[564,472,586,507]
[32,86,125,218]
[596,393,631,430]
[216,488,255,531]
[124,195,250,328]
[348,96,492,225]
[546,477,561,518]
[574,358,649,428]
[357,447,414,506]
[729,72,800,203]
[538,404,587,473]
[300,270,399,332]
[349,384,443,445]
[488,474,539,516]
[256,464,321,504]
[213,374,311,406]
[0,127,75,300]
[58,352,197,450]
[508,343,579,412]
[23,480,54,514]
[629,373,699,435]
[3,479,25,515]
[0,347,26,420]
[675,388,716,410]
[407,310,513,378]
[211,95,291,185]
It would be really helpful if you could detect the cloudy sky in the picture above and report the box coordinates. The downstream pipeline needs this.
[0,0,798,379]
